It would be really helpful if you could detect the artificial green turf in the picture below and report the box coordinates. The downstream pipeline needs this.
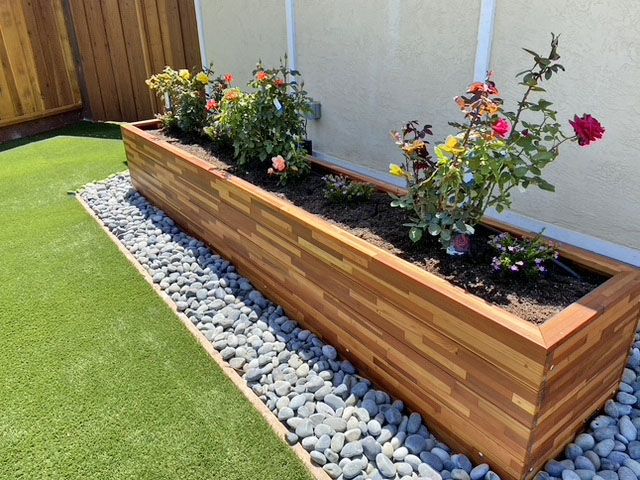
[0,122,313,480]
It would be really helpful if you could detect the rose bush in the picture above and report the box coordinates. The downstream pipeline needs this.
[389,34,605,249]
[146,66,232,136]
[211,58,312,183]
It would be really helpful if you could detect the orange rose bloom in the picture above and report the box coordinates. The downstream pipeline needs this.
[225,90,240,102]
[455,96,467,111]
[467,81,500,96]
[482,101,501,116]
[256,71,269,82]
[468,82,486,94]
[271,155,286,172]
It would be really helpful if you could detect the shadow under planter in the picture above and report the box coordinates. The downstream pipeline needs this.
[122,120,640,480]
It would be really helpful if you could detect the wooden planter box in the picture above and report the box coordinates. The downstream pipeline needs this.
[122,120,640,480]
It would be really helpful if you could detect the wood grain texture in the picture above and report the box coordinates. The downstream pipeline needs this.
[0,0,81,128]
[122,120,640,480]
[0,105,80,143]
[67,0,201,122]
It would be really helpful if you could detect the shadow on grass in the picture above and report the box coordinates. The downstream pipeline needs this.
[0,121,123,153]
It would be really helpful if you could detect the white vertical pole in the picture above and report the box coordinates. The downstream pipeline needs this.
[285,0,298,71]
[193,0,209,68]
[473,0,497,82]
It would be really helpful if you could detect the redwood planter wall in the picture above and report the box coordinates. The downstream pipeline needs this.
[122,121,640,480]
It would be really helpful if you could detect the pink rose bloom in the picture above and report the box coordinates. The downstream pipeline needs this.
[492,118,512,139]
[569,114,605,147]
[271,155,286,172]
[206,99,219,112]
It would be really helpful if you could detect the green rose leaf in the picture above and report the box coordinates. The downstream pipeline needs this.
[409,227,423,243]
[427,223,441,236]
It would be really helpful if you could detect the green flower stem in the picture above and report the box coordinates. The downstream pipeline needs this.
[509,67,543,138]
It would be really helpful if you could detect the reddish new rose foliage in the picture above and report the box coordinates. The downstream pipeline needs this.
[569,114,605,147]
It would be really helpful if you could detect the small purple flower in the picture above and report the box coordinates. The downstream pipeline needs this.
[488,231,557,277]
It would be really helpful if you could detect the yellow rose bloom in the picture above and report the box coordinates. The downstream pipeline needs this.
[179,69,191,80]
[195,71,209,84]
[389,163,405,177]
[437,135,465,156]
[402,139,427,157]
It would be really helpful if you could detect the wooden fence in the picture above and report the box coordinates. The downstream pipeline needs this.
[67,0,201,122]
[0,0,201,134]
[0,0,82,128]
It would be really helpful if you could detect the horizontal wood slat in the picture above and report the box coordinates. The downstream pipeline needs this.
[122,120,640,480]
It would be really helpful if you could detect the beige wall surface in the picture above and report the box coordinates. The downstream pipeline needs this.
[199,0,640,255]
[200,0,288,85]
[492,0,640,251]
[297,0,479,174]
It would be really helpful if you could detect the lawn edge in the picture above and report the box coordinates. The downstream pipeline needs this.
[75,193,330,480]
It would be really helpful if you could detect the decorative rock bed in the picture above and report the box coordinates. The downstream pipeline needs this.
[79,175,640,480]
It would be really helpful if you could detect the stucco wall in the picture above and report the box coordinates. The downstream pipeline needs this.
[491,0,640,251]
[200,0,287,85]
[297,0,479,174]
[198,0,640,255]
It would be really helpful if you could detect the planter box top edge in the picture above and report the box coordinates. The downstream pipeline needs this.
[122,120,639,347]
[540,270,640,349]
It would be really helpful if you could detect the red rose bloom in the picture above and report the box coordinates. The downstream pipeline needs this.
[225,74,234,85]
[492,118,512,139]
[275,79,286,89]
[256,71,269,82]
[206,99,219,112]
[569,114,605,147]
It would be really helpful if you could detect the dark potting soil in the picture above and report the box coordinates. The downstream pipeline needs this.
[147,129,605,324]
